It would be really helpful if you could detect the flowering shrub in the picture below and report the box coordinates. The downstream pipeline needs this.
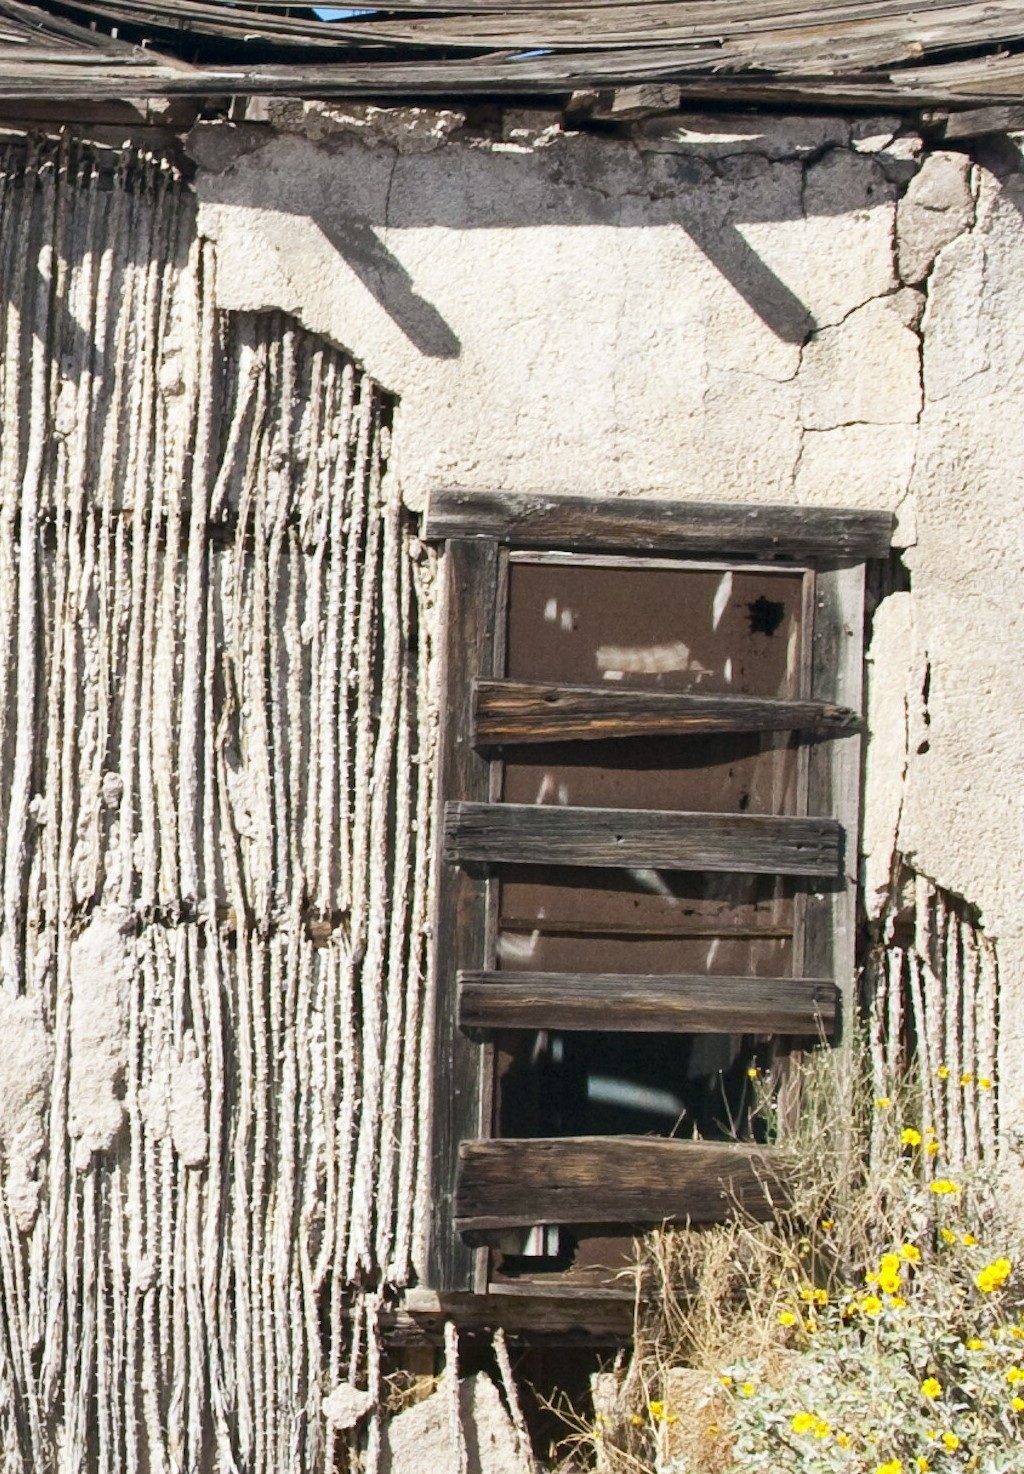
[725,1223,1024,1474]
[577,1048,1024,1474]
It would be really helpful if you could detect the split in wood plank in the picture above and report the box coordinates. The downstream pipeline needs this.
[474,678,860,745]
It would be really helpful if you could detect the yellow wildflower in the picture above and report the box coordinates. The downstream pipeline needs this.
[1012,1397,1024,1413]
[738,1382,755,1398]
[791,1412,817,1435]
[900,1243,922,1263]
[813,1419,832,1440]
[926,1141,940,1157]
[937,1065,950,1081]
[941,1432,960,1452]
[976,1257,1012,1293]
[799,1285,828,1306]
[979,1076,993,1090]
[940,1228,957,1244]
[837,1432,852,1448]
[777,1310,797,1327]
[888,1294,908,1309]
[875,1460,903,1474]
[966,1338,985,1351]
[920,1378,942,1400]
[821,1219,835,1231]
[960,1072,974,1086]
[875,1096,892,1110]
[916,1460,930,1472]
[860,1294,883,1316]
[630,1413,644,1426]
[901,1128,923,1148]
[719,1375,733,1387]
[648,1401,665,1420]
[962,1233,977,1247]
[930,1179,960,1196]
[1005,1366,1024,1385]
[746,1066,759,1079]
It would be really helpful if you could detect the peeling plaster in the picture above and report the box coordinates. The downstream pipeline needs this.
[196,108,1024,1143]
[0,992,53,1231]
[0,103,1021,1471]
[67,909,133,1170]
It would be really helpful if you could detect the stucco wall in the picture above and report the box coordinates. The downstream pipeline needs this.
[194,102,1024,1137]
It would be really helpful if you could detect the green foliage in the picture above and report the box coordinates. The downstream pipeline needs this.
[576,1042,1024,1474]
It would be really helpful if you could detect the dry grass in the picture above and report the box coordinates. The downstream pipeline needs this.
[560,1040,1023,1473]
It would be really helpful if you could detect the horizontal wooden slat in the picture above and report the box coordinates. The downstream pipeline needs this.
[474,678,860,745]
[455,1137,780,1228]
[390,1287,634,1345]
[425,489,893,562]
[458,970,837,1034]
[445,802,842,877]
[500,914,792,939]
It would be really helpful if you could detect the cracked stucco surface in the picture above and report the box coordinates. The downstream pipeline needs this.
[196,108,1024,1132]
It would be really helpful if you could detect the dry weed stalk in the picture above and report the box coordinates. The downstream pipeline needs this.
[563,1039,1021,1474]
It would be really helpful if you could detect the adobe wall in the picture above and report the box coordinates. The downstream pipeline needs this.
[192,103,1024,1140]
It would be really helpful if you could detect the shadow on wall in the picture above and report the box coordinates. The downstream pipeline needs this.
[192,117,910,361]
[325,214,462,358]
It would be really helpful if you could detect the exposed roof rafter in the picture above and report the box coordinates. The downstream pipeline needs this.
[1,0,1023,107]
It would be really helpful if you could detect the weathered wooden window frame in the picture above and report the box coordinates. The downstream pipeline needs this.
[423,489,892,1294]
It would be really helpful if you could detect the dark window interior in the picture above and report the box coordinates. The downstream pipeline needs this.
[492,557,808,1172]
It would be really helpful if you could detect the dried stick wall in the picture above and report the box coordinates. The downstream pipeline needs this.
[0,144,437,1473]
[869,865,1000,1167]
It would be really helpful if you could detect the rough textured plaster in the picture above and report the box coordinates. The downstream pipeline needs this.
[0,993,53,1231]
[195,109,1024,1142]
[193,115,912,514]
[0,144,437,1472]
[67,910,132,1170]
[900,157,1024,1130]
[897,150,975,285]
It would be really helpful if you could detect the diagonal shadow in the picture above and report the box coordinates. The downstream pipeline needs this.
[207,133,831,359]
[322,216,461,358]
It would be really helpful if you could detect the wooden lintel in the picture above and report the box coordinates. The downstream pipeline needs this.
[455,1137,780,1229]
[424,489,893,563]
[444,801,842,877]
[458,970,837,1035]
[473,678,860,746]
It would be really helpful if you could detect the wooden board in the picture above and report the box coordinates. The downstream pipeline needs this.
[455,1137,780,1228]
[475,678,860,745]
[386,1287,635,1345]
[425,489,893,563]
[458,969,837,1034]
[11,0,1024,110]
[804,562,866,1040]
[446,801,842,876]
[427,540,500,1292]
